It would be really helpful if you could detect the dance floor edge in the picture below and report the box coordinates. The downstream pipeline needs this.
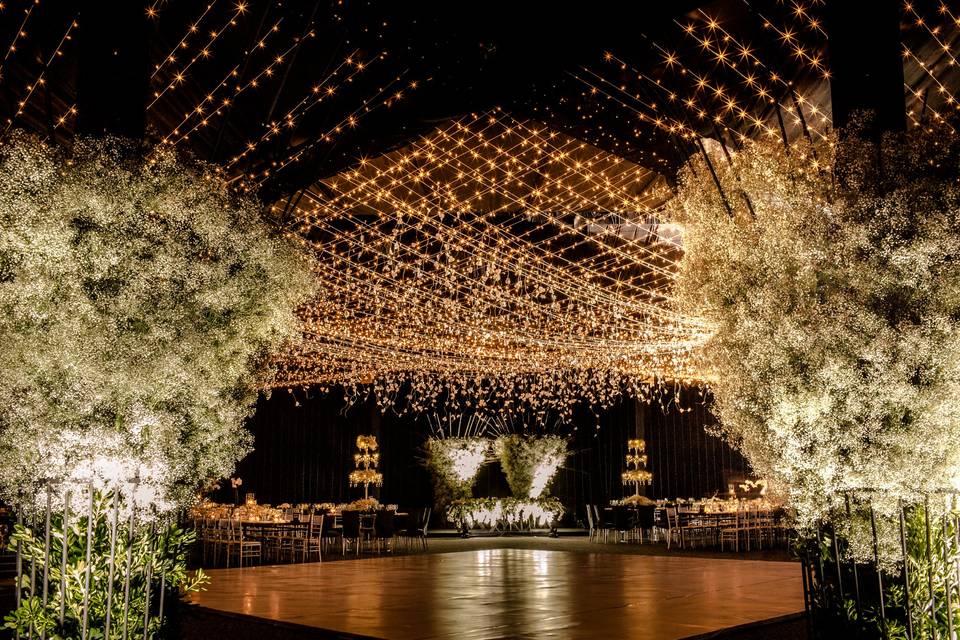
[190,549,804,640]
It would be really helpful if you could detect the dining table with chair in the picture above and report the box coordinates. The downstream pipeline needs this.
[587,498,789,552]
[192,504,432,568]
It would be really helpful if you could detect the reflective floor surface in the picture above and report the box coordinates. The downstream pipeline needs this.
[190,548,804,639]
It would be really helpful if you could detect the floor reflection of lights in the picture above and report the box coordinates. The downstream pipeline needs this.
[192,548,804,640]
[474,548,494,577]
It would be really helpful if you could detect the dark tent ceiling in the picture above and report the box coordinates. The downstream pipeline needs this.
[1,0,939,204]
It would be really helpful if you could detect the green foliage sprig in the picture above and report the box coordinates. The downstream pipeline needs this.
[4,490,206,639]
[803,503,960,639]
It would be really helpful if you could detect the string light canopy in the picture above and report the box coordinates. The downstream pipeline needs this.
[7,1,960,423]
[272,111,710,419]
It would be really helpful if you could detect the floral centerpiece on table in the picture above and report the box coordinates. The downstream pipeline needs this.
[339,497,383,512]
[618,494,656,507]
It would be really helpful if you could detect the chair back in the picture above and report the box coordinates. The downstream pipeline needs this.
[374,510,395,538]
[341,510,361,539]
[665,507,678,530]
[309,514,324,537]
[220,520,241,542]
[419,507,431,534]
[320,513,337,536]
[402,507,419,531]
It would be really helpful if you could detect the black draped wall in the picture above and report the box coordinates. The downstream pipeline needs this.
[220,386,752,527]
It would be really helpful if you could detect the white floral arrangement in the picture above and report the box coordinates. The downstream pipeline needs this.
[618,494,656,507]
[495,435,568,499]
[447,496,563,530]
[670,121,960,562]
[425,437,490,500]
[0,133,316,516]
[339,497,382,512]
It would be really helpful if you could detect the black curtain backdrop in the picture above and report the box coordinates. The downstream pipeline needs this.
[219,386,751,527]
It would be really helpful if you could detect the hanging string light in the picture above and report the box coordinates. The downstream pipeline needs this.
[272,111,709,419]
[3,14,77,134]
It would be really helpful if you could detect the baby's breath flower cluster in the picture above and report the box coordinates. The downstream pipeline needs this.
[0,133,315,514]
[672,123,960,560]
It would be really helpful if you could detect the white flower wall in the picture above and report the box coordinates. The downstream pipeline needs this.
[0,133,315,514]
[671,124,960,560]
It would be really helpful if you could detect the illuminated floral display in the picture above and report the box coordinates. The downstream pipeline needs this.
[672,124,960,560]
[425,437,490,504]
[495,435,568,499]
[0,133,315,514]
[621,438,653,495]
[447,497,564,531]
[348,435,383,498]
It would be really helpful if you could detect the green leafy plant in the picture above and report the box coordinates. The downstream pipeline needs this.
[882,505,960,639]
[4,491,207,639]
[494,435,568,498]
[424,438,489,506]
[801,502,960,639]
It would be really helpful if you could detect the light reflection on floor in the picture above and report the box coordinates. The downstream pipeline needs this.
[191,548,804,639]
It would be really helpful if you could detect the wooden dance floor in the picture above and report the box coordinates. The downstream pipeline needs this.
[191,549,804,639]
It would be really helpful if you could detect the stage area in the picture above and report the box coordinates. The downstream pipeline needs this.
[190,548,804,639]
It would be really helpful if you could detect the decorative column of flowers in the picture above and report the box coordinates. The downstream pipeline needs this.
[0,133,315,637]
[621,439,653,499]
[348,435,383,499]
[445,436,568,534]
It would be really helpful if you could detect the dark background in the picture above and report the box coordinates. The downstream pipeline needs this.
[218,387,751,527]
